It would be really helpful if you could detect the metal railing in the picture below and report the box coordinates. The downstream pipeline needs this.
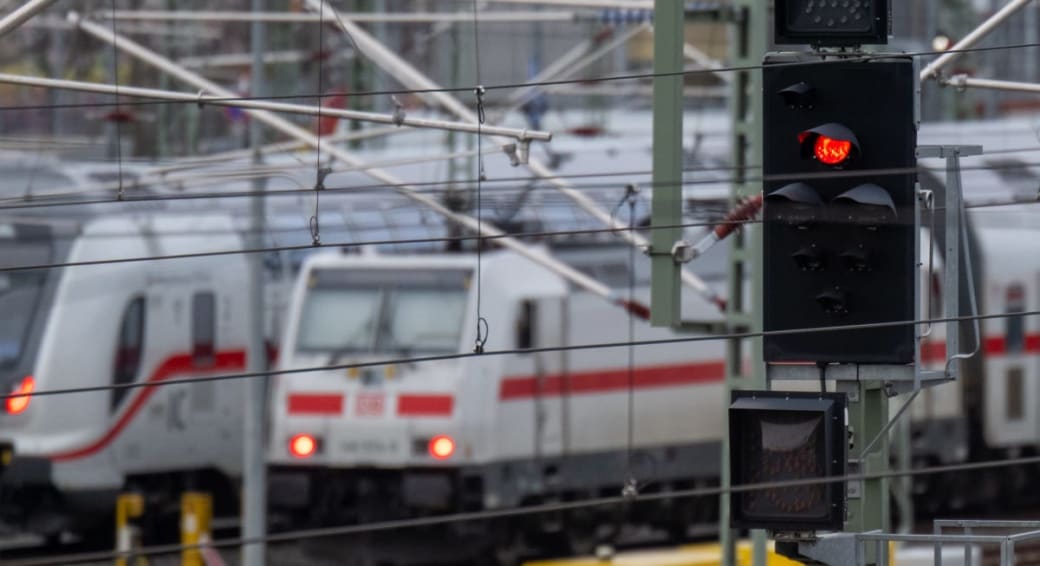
[856,519,1040,566]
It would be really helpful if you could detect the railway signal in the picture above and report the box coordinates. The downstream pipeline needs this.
[762,54,918,364]
[729,391,847,531]
[774,0,890,46]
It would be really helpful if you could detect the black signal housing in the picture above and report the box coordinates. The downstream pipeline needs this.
[730,390,848,532]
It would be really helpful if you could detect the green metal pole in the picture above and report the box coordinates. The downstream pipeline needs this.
[844,380,890,565]
[722,2,766,566]
[649,0,684,327]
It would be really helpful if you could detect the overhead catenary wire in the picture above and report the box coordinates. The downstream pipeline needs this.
[471,1,490,354]
[2,4,1031,561]
[0,39,1037,115]
[68,13,651,317]
[5,308,1038,404]
[300,0,722,309]
[95,9,583,24]
[106,0,125,201]
[0,73,553,142]
[309,0,327,247]
[0,217,738,273]
[4,158,1040,213]
[619,185,639,495]
[13,433,1040,566]
[4,185,1038,246]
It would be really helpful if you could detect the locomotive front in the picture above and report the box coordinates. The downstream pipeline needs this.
[267,254,488,526]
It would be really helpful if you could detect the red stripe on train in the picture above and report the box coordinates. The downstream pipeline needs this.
[922,333,1040,362]
[983,334,1040,355]
[50,350,247,462]
[499,361,727,401]
[287,393,344,415]
[397,394,454,417]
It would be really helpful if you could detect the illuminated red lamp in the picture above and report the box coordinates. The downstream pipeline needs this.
[798,123,860,167]
[428,435,456,460]
[813,135,853,165]
[289,433,318,458]
[5,376,34,415]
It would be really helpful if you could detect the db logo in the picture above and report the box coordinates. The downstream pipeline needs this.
[355,393,385,417]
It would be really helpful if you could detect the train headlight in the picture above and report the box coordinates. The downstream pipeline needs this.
[289,433,319,458]
[5,376,34,415]
[428,435,456,460]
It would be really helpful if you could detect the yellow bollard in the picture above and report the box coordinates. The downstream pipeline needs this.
[181,492,213,566]
[114,493,147,566]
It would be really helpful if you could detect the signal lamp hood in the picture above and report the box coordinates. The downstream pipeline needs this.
[833,184,897,216]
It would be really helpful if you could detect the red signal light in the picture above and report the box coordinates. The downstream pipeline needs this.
[814,135,853,165]
[5,376,34,415]
[798,124,859,167]
[428,435,455,460]
[289,434,317,458]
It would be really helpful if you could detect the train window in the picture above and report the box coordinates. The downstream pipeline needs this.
[192,292,216,366]
[516,300,536,350]
[112,297,146,411]
[382,288,467,353]
[1006,284,1025,354]
[0,224,53,369]
[297,288,382,353]
[1007,368,1024,422]
[297,268,471,356]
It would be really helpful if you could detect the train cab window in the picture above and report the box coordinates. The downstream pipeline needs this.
[192,292,216,366]
[112,297,146,411]
[1006,284,1025,354]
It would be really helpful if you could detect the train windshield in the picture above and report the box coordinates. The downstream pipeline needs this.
[296,268,471,357]
[0,224,52,369]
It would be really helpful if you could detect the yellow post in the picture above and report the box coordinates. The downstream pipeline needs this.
[114,493,146,566]
[181,492,213,566]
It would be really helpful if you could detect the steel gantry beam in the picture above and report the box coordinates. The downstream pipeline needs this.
[945,74,1040,94]
[483,0,653,8]
[67,12,649,318]
[96,9,581,24]
[0,0,59,38]
[919,0,1036,82]
[303,0,726,310]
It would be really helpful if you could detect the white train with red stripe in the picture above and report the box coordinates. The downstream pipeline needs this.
[0,211,257,540]
[266,244,730,554]
[267,211,1040,556]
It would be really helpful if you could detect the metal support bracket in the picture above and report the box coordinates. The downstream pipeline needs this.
[776,532,863,566]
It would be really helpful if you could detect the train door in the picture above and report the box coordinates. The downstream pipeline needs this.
[984,282,1038,448]
[514,297,567,462]
[536,297,568,460]
[111,293,179,472]
[182,290,222,466]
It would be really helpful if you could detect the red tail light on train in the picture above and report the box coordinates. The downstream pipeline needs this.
[5,376,34,415]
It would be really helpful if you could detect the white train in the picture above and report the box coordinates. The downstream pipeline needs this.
[266,211,1040,557]
[1,116,1039,556]
[266,243,730,557]
[266,187,1040,559]
[0,211,258,539]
